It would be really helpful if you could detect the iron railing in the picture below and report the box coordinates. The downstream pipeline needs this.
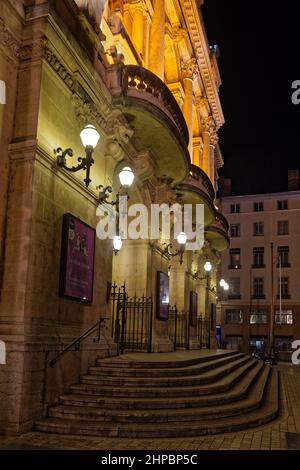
[111,283,153,354]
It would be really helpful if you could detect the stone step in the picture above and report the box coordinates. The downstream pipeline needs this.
[60,361,264,410]
[80,356,251,388]
[35,369,279,437]
[49,366,271,423]
[95,350,239,369]
[89,352,244,378]
[70,359,257,398]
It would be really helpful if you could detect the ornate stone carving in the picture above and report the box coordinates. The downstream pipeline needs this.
[43,42,74,89]
[181,58,199,80]
[105,115,134,161]
[0,17,20,59]
[71,93,106,129]
[166,24,187,43]
[202,115,214,133]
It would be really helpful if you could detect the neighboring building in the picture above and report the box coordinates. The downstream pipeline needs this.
[218,188,300,357]
[0,0,229,434]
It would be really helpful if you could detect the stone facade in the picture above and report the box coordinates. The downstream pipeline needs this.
[0,0,228,435]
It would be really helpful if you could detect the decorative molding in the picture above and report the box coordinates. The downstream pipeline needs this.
[0,17,21,59]
[43,41,110,131]
[181,58,199,80]
[181,0,225,130]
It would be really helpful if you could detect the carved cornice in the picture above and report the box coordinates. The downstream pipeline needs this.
[166,24,187,44]
[181,0,225,129]
[43,41,109,131]
[0,17,21,60]
[181,58,199,80]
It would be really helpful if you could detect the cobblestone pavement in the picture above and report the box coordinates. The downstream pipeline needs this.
[1,364,300,451]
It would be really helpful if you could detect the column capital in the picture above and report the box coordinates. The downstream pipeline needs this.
[202,115,214,133]
[166,24,187,43]
[181,58,199,80]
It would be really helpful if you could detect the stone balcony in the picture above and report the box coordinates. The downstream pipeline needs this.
[106,63,190,183]
[206,210,230,251]
[176,164,215,226]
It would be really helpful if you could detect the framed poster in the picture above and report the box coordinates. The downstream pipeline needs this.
[189,291,198,326]
[59,213,96,304]
[156,271,169,320]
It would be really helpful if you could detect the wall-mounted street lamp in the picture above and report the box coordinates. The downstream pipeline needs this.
[113,235,123,255]
[163,232,187,265]
[204,261,212,273]
[219,278,229,291]
[98,166,135,256]
[56,124,101,188]
[98,166,135,205]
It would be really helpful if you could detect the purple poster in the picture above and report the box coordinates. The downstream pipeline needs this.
[59,213,95,304]
[156,271,169,320]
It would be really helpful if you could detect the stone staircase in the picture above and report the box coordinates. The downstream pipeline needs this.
[36,350,279,437]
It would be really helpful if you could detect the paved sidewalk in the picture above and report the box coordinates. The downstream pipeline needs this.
[0,364,299,450]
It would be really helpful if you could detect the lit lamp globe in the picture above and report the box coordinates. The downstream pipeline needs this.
[177,232,187,245]
[80,124,100,149]
[119,166,135,188]
[204,261,212,272]
[113,235,122,253]
[223,283,229,291]
[219,279,226,287]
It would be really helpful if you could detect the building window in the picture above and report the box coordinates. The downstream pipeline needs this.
[226,309,243,324]
[277,277,290,299]
[228,278,241,299]
[277,220,289,235]
[278,246,290,267]
[230,224,240,238]
[252,247,265,268]
[254,201,264,212]
[253,222,264,236]
[277,200,288,210]
[275,310,293,325]
[253,277,264,299]
[230,203,240,214]
[250,310,268,324]
[229,248,241,269]
[250,337,268,352]
[225,336,243,351]
[275,337,293,351]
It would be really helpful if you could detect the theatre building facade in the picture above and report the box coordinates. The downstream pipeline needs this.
[0,0,229,434]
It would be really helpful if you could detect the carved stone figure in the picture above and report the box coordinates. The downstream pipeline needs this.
[74,0,106,31]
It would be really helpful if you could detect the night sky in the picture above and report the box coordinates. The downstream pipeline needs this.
[202,0,300,196]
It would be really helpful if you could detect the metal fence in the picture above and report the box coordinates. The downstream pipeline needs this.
[111,283,153,354]
[168,307,190,350]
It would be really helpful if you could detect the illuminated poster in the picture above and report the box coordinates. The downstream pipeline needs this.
[59,213,95,304]
[189,291,198,326]
[156,271,169,320]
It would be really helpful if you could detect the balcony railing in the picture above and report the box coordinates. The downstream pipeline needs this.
[187,164,215,201]
[121,65,189,146]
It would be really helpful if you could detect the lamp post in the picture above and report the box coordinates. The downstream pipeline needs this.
[56,124,100,188]
[204,260,212,349]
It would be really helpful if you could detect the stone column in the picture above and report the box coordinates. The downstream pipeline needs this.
[192,137,201,167]
[131,2,144,59]
[209,131,217,188]
[202,116,213,179]
[123,3,132,34]
[148,0,165,80]
[181,59,198,159]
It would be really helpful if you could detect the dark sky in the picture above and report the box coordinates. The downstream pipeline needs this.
[202,0,300,196]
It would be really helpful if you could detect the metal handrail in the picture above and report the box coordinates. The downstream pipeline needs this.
[49,318,106,367]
